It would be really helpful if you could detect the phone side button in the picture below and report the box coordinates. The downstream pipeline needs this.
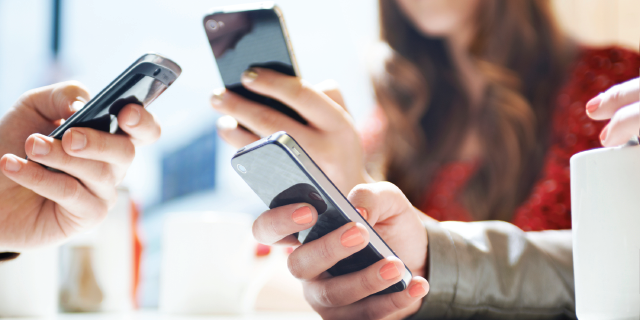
[237,147,245,153]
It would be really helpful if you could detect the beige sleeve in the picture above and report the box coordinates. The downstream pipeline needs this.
[408,221,575,319]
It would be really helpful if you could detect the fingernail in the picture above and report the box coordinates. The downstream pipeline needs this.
[292,206,313,225]
[586,96,602,114]
[4,156,22,172]
[69,129,87,151]
[380,261,401,280]
[241,68,258,84]
[408,283,428,297]
[32,137,51,156]
[211,88,225,105]
[340,224,365,248]
[600,126,609,143]
[216,115,238,131]
[356,207,368,220]
[70,100,85,112]
[126,106,141,126]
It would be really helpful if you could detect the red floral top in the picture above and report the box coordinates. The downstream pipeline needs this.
[362,47,640,231]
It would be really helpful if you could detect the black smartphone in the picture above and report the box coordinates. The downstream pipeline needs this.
[47,53,181,139]
[232,131,412,295]
[203,2,307,125]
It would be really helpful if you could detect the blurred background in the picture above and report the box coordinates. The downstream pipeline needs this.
[0,0,637,310]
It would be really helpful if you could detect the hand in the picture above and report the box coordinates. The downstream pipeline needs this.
[252,182,429,320]
[0,81,161,250]
[586,77,639,146]
[211,68,371,194]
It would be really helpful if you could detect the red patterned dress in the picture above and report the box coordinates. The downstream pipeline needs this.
[362,47,640,231]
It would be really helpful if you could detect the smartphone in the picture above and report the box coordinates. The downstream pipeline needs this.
[232,131,412,294]
[203,2,307,125]
[47,53,181,139]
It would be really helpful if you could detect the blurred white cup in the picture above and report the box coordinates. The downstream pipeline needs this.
[571,144,640,320]
[0,246,58,317]
[159,212,277,315]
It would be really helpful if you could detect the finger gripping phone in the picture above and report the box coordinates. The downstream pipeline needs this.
[232,132,412,294]
[47,53,181,139]
[203,2,307,124]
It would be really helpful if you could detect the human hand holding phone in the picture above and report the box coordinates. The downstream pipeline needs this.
[212,68,370,194]
[0,81,161,250]
[251,182,429,319]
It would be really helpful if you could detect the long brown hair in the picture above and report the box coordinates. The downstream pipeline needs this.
[372,0,574,220]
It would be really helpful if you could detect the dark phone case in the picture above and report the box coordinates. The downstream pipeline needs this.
[48,61,179,139]
[232,136,407,295]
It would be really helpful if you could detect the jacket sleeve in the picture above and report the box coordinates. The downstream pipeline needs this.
[409,220,575,319]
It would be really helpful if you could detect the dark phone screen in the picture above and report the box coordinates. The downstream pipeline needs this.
[204,8,307,124]
[49,75,167,139]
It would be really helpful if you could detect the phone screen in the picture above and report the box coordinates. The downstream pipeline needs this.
[204,7,306,124]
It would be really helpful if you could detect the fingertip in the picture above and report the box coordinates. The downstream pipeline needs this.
[118,103,143,128]
[407,277,429,298]
[1,154,25,173]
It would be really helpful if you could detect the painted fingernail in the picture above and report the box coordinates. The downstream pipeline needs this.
[126,106,141,126]
[69,129,87,151]
[211,88,225,105]
[32,137,51,156]
[241,68,259,83]
[600,125,609,143]
[292,206,313,225]
[586,96,602,113]
[70,100,85,112]
[4,156,22,172]
[356,207,368,220]
[380,262,401,280]
[340,224,365,248]
[408,282,428,297]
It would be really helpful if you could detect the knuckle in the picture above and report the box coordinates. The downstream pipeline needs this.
[348,183,374,202]
[316,285,338,307]
[255,110,282,129]
[358,272,377,295]
[316,238,334,262]
[286,255,304,279]
[94,133,109,155]
[292,82,313,105]
[97,162,116,185]
[31,167,48,185]
[61,179,81,202]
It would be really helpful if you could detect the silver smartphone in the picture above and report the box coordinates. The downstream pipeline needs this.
[232,131,412,294]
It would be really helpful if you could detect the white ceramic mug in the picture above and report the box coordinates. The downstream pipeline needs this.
[159,212,277,315]
[571,144,640,320]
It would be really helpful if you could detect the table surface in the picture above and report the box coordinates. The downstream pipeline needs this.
[3,311,322,320]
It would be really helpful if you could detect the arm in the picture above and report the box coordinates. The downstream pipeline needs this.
[412,221,575,319]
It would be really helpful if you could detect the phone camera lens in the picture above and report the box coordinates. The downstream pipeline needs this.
[153,68,161,76]
[237,164,247,173]
[208,20,219,31]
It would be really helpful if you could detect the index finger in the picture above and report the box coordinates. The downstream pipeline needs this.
[253,203,318,245]
[587,78,639,120]
[240,68,353,131]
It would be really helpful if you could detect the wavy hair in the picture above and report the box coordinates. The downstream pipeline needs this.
[372,0,574,220]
